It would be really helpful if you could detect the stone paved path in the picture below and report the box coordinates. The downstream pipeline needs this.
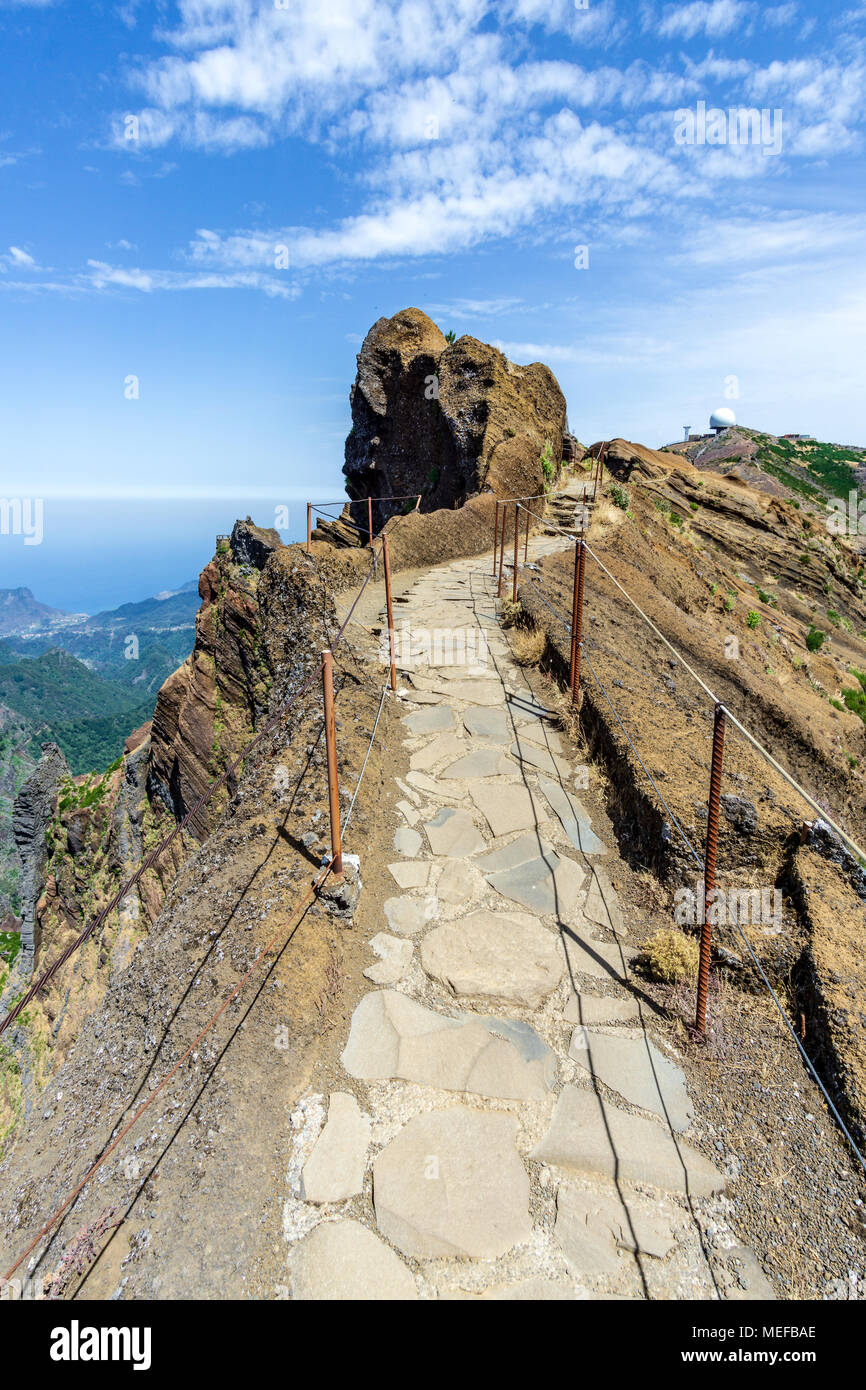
[281,534,775,1301]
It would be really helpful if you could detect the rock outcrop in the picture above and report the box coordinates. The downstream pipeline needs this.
[147,550,272,838]
[230,517,282,570]
[12,743,68,965]
[342,308,567,532]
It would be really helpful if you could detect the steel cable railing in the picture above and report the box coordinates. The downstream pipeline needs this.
[513,532,866,1173]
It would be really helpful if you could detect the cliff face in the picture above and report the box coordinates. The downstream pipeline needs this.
[0,529,391,1296]
[147,521,275,840]
[0,522,293,1147]
[12,742,68,966]
[343,308,567,530]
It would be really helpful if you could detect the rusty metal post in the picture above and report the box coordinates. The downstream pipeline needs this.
[512,503,520,603]
[415,493,421,511]
[382,533,397,693]
[321,650,343,877]
[367,496,374,547]
[695,703,726,1035]
[524,503,531,563]
[493,499,500,577]
[306,503,312,555]
[497,503,507,597]
[570,538,586,704]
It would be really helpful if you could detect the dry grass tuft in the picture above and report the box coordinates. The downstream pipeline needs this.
[499,598,522,628]
[510,626,548,666]
[639,928,700,984]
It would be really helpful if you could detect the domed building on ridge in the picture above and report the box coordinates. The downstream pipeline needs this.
[710,407,737,433]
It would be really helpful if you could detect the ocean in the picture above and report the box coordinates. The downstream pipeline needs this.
[0,495,346,615]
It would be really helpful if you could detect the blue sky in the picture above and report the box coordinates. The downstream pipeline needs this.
[2,0,866,528]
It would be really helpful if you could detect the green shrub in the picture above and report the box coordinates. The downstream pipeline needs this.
[806,625,826,652]
[747,611,760,630]
[610,484,630,511]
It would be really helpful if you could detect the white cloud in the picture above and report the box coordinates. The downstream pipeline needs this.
[676,211,866,265]
[656,1,753,39]
[85,259,298,297]
[7,246,36,267]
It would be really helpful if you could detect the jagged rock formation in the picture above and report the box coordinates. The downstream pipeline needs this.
[341,308,567,533]
[147,544,274,838]
[603,438,866,634]
[229,517,282,570]
[13,743,69,965]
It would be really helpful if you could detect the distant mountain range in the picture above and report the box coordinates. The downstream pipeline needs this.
[661,427,866,553]
[0,579,202,918]
[0,580,200,690]
[0,586,85,635]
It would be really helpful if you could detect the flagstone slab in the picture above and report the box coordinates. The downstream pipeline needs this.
[563,993,641,1025]
[404,705,455,735]
[568,1029,693,1131]
[506,696,557,724]
[410,733,466,772]
[340,989,555,1098]
[583,867,625,935]
[463,708,514,744]
[396,799,421,826]
[440,748,515,780]
[564,933,638,983]
[400,690,443,705]
[364,933,415,985]
[515,723,564,754]
[393,827,423,857]
[435,857,485,905]
[384,895,438,937]
[287,1219,417,1301]
[421,909,564,1007]
[424,807,485,857]
[510,739,572,778]
[554,1182,680,1275]
[469,782,546,838]
[432,661,496,681]
[388,861,431,890]
[406,770,463,798]
[433,679,503,706]
[477,834,585,916]
[476,831,551,873]
[540,779,607,856]
[373,1109,532,1259]
[444,1278,578,1301]
[531,1086,725,1196]
[301,1092,371,1204]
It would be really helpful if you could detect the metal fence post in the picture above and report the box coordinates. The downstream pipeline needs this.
[321,650,343,877]
[493,499,500,577]
[524,503,531,563]
[306,503,312,555]
[695,703,726,1035]
[497,504,507,598]
[512,503,520,603]
[570,538,586,704]
[367,497,374,548]
[383,533,397,693]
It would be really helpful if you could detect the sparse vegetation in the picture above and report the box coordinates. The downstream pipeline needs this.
[609,484,630,511]
[498,599,522,629]
[509,627,548,666]
[806,625,826,653]
[639,929,699,984]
